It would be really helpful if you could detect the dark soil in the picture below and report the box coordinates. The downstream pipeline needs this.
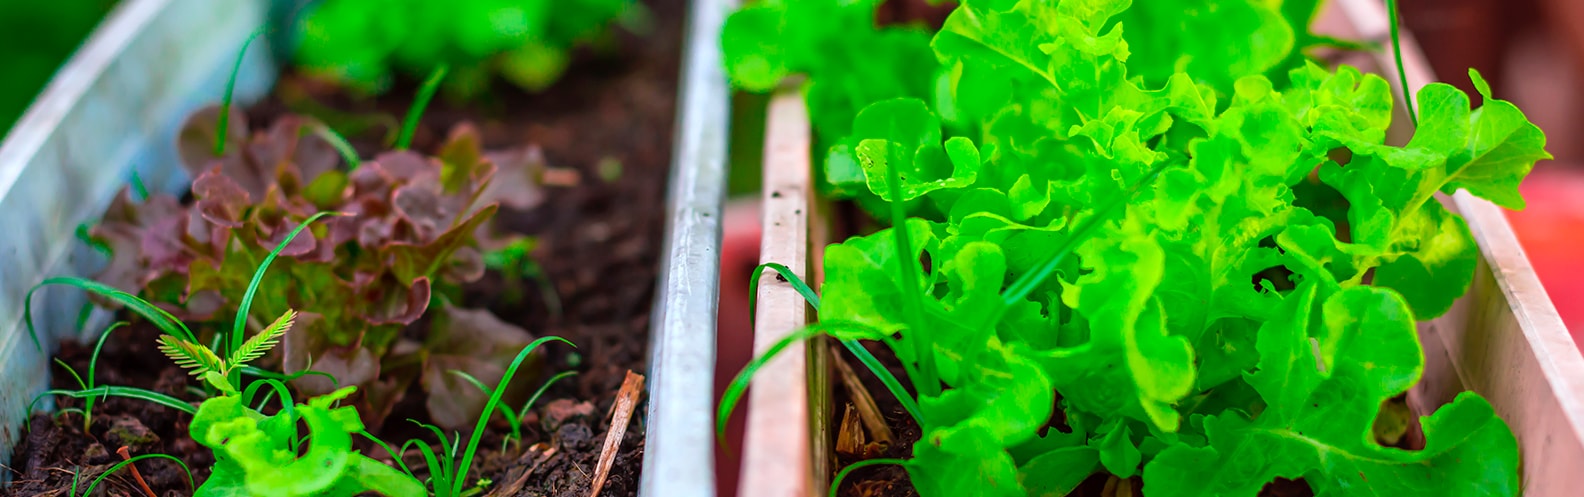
[5,0,682,495]
[7,324,210,497]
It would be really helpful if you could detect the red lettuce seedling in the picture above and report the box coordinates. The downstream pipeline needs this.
[90,106,552,429]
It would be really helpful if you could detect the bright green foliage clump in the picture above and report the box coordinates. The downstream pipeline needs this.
[723,0,1550,495]
[190,386,423,497]
[293,0,640,95]
[721,0,942,202]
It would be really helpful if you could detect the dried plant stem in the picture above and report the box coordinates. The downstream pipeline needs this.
[589,371,645,496]
[116,446,157,497]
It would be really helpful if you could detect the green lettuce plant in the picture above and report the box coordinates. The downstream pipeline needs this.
[292,0,643,96]
[89,105,554,429]
[721,0,1550,495]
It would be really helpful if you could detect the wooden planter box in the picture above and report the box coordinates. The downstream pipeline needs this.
[0,1,733,496]
[737,0,1584,495]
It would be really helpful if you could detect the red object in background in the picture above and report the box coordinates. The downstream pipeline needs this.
[1505,167,1584,348]
[715,199,762,497]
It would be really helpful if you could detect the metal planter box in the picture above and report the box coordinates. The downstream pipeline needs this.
[0,1,730,496]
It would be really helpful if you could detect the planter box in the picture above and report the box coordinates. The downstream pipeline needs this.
[737,0,1584,495]
[0,1,732,496]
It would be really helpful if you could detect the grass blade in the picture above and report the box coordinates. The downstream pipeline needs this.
[748,262,821,321]
[447,369,523,441]
[1385,0,1417,126]
[231,211,339,361]
[715,321,894,448]
[38,386,196,415]
[749,262,921,423]
[82,453,194,496]
[517,371,577,421]
[829,458,909,497]
[216,27,269,157]
[311,122,363,170]
[26,277,196,354]
[397,64,450,151]
[453,335,572,495]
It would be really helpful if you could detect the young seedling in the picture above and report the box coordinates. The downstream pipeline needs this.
[401,336,573,497]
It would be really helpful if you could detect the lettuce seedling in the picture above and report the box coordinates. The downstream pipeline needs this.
[151,309,421,496]
[291,0,642,96]
[90,107,554,429]
[722,0,1550,495]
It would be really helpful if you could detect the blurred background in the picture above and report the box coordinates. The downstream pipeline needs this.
[0,0,119,134]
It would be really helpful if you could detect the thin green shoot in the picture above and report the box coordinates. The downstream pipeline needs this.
[449,370,523,439]
[46,321,132,431]
[397,64,450,151]
[879,151,939,397]
[26,278,195,353]
[79,453,194,497]
[1385,0,1417,126]
[715,320,899,448]
[451,335,570,496]
[31,386,196,417]
[238,362,340,386]
[312,121,362,170]
[75,224,111,257]
[52,408,88,423]
[402,421,457,494]
[829,458,909,497]
[447,368,576,446]
[360,429,411,477]
[216,27,269,157]
[240,378,300,446]
[746,262,921,422]
[518,370,576,425]
[403,336,572,496]
[229,211,340,387]
[128,170,149,201]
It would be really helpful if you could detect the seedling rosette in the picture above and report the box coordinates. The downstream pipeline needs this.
[720,0,1552,495]
[88,105,555,430]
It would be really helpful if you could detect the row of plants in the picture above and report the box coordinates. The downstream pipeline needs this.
[721,0,1549,495]
[10,0,666,495]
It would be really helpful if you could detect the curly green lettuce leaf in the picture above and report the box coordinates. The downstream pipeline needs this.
[1144,286,1519,497]
[1117,0,1294,90]
[851,99,983,203]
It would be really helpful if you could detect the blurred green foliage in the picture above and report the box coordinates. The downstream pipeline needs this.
[291,0,642,97]
[0,0,118,134]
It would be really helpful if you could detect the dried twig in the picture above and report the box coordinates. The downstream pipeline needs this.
[830,347,894,446]
[486,443,558,497]
[835,403,865,457]
[588,370,645,496]
[116,446,157,497]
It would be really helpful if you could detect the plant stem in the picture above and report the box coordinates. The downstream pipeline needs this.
[116,446,158,497]
[1385,0,1418,127]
